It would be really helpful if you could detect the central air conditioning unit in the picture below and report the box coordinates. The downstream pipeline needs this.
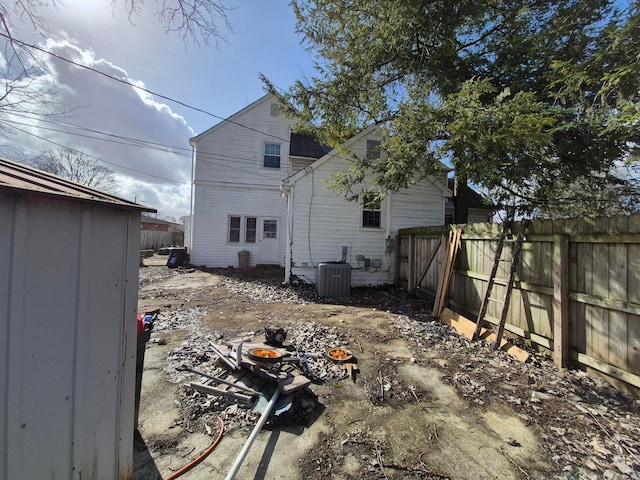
[317,262,351,298]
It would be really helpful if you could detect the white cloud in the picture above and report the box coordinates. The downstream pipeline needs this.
[0,37,194,220]
[0,0,315,220]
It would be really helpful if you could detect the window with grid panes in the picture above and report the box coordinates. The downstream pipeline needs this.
[245,217,257,243]
[229,216,241,242]
[362,195,381,228]
[264,143,281,168]
[263,219,277,239]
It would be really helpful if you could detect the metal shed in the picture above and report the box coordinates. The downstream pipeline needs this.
[0,158,155,480]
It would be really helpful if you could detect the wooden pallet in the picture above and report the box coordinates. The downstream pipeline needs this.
[215,338,312,394]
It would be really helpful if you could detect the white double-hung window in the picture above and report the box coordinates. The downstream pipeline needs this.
[229,216,258,243]
[229,216,241,243]
[263,143,281,169]
[362,194,382,229]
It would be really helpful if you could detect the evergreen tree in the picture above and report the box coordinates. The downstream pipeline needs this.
[266,0,639,219]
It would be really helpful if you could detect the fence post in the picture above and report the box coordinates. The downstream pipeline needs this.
[553,234,569,367]
[407,234,416,295]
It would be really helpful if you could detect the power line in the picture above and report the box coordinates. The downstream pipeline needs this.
[0,110,314,181]
[9,112,194,153]
[0,120,190,185]
[0,114,308,184]
[0,32,292,144]
[0,35,345,184]
[4,118,188,154]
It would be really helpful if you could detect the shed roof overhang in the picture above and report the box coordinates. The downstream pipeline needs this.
[0,157,157,213]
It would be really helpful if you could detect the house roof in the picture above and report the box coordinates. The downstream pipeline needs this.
[283,125,378,185]
[141,213,184,229]
[447,178,493,210]
[189,93,280,145]
[289,132,332,159]
[0,157,156,212]
[283,126,451,197]
[141,213,173,225]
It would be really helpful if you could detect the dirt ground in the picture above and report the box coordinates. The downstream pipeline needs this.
[133,255,640,480]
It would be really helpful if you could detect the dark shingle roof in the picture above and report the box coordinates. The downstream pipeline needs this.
[447,178,492,210]
[289,132,331,159]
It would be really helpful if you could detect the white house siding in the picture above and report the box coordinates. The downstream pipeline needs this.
[181,215,192,249]
[391,180,448,230]
[191,95,296,267]
[290,156,315,174]
[287,134,450,287]
[191,183,286,267]
[0,193,139,480]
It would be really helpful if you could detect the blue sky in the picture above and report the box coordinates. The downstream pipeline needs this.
[1,1,314,220]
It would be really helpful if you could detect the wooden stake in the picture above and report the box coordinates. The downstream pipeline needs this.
[473,221,510,340]
[494,220,529,348]
[189,382,255,404]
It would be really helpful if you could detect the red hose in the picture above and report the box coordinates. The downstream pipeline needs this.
[165,416,225,480]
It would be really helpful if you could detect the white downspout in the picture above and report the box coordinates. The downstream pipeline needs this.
[385,194,392,238]
[283,183,294,284]
[385,194,392,274]
[189,142,196,251]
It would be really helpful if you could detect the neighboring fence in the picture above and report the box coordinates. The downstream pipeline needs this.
[397,214,640,397]
[140,230,184,251]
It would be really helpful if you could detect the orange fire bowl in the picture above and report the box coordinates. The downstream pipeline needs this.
[326,347,353,362]
[247,348,283,363]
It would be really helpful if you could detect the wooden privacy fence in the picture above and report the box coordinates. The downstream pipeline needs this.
[397,214,640,397]
[140,230,184,251]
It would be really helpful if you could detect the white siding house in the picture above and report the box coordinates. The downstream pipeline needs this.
[281,128,452,287]
[189,94,299,267]
[189,95,484,287]
[0,158,154,480]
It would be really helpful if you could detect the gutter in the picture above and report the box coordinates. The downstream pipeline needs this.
[283,182,294,285]
[189,143,196,250]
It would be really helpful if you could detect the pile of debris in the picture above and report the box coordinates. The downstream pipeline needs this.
[161,320,356,434]
[215,270,433,313]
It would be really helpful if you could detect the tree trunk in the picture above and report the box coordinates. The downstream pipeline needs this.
[453,175,469,224]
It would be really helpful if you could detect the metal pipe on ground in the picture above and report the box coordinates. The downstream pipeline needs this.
[208,337,251,371]
[207,342,239,370]
[178,365,259,395]
[224,388,281,480]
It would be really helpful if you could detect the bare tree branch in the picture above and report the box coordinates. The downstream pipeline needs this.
[30,147,119,193]
[0,0,234,130]
[118,0,234,46]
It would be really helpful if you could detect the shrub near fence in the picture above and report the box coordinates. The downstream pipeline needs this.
[397,214,640,398]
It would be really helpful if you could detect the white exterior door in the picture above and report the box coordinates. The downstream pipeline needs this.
[258,218,280,264]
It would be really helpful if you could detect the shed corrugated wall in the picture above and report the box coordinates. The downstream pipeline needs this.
[0,192,139,480]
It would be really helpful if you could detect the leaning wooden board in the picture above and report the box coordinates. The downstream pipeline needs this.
[440,308,529,363]
[433,229,462,317]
